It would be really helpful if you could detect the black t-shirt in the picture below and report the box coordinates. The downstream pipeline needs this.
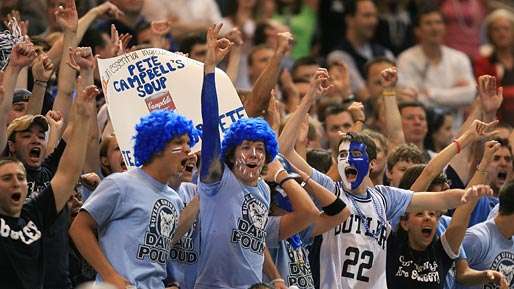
[0,185,57,289]
[26,139,66,196]
[386,232,454,289]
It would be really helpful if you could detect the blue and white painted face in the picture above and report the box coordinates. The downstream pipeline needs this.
[337,139,370,191]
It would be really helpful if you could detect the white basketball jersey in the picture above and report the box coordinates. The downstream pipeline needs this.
[319,185,392,289]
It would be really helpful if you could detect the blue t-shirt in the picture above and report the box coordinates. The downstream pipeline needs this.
[455,219,514,289]
[82,168,183,289]
[194,164,270,289]
[265,216,315,289]
[437,215,467,289]
[167,183,200,289]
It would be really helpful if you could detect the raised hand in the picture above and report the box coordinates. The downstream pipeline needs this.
[478,75,503,115]
[9,40,36,69]
[348,101,365,123]
[275,32,293,56]
[75,85,99,118]
[327,61,351,99]
[265,89,282,132]
[55,0,78,32]
[264,158,286,183]
[109,24,132,57]
[306,68,332,101]
[4,10,29,36]
[92,1,124,19]
[68,47,95,71]
[483,140,501,163]
[461,184,493,204]
[32,50,54,81]
[225,27,244,47]
[205,23,233,71]
[380,67,398,90]
[46,110,65,132]
[465,119,499,141]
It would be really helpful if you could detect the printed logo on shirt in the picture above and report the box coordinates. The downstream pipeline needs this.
[395,255,442,284]
[170,219,198,264]
[285,242,315,289]
[137,198,179,264]
[231,194,268,255]
[0,218,41,245]
[486,251,514,289]
[27,181,50,196]
[334,214,388,249]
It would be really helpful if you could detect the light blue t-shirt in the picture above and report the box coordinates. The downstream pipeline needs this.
[82,168,183,289]
[455,219,514,289]
[167,183,200,289]
[194,164,271,289]
[265,216,315,289]
[438,215,467,289]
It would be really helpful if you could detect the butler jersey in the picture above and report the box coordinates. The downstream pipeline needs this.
[311,169,413,289]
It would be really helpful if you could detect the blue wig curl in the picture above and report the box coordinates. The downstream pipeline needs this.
[221,118,278,164]
[133,110,200,166]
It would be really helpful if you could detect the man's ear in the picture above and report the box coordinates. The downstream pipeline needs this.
[369,159,377,172]
[7,140,15,155]
[100,156,110,167]
[400,217,409,232]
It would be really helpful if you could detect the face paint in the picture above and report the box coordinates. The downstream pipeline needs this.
[234,143,265,181]
[337,140,370,190]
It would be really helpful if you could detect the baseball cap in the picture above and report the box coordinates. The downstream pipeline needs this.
[12,89,32,104]
[7,114,49,140]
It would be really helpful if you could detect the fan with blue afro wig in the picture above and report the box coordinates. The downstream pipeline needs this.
[133,110,200,166]
[221,117,278,166]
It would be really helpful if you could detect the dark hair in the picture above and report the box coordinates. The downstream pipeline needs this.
[387,143,428,172]
[414,2,442,27]
[180,33,206,55]
[362,129,388,156]
[254,21,272,46]
[363,57,396,79]
[291,56,319,79]
[493,138,513,156]
[399,164,449,191]
[79,27,107,50]
[337,132,377,161]
[248,283,273,289]
[424,108,453,152]
[398,100,427,114]
[319,103,347,124]
[499,180,514,215]
[276,0,303,15]
[307,149,333,173]
[344,0,377,17]
[247,44,272,67]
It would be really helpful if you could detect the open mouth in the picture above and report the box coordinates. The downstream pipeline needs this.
[246,163,258,169]
[345,167,357,181]
[185,163,195,172]
[29,147,41,159]
[421,227,433,238]
[11,192,22,202]
[498,171,507,181]
[120,160,127,170]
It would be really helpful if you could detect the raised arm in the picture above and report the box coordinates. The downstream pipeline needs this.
[246,32,293,117]
[407,185,493,213]
[224,28,243,84]
[347,101,365,133]
[265,159,319,240]
[200,23,233,183]
[279,69,331,176]
[381,67,405,153]
[411,120,498,192]
[28,51,54,115]
[52,0,79,125]
[0,40,36,151]
[444,185,493,256]
[51,84,98,212]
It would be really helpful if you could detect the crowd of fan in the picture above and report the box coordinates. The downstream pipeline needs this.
[1,0,514,289]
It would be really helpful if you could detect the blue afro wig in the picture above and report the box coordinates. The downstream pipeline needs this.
[133,110,200,166]
[221,117,278,164]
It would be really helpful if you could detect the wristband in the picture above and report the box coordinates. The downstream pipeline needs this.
[301,175,312,187]
[271,278,285,285]
[476,166,488,174]
[274,168,286,183]
[279,176,296,187]
[452,139,461,153]
[383,88,395,97]
[322,198,347,216]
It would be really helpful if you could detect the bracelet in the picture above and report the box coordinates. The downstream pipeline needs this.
[274,168,286,183]
[452,139,461,154]
[476,166,488,174]
[301,175,312,187]
[322,198,347,216]
[279,176,296,187]
[354,119,365,123]
[271,278,285,285]
[34,79,48,87]
[383,88,395,97]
